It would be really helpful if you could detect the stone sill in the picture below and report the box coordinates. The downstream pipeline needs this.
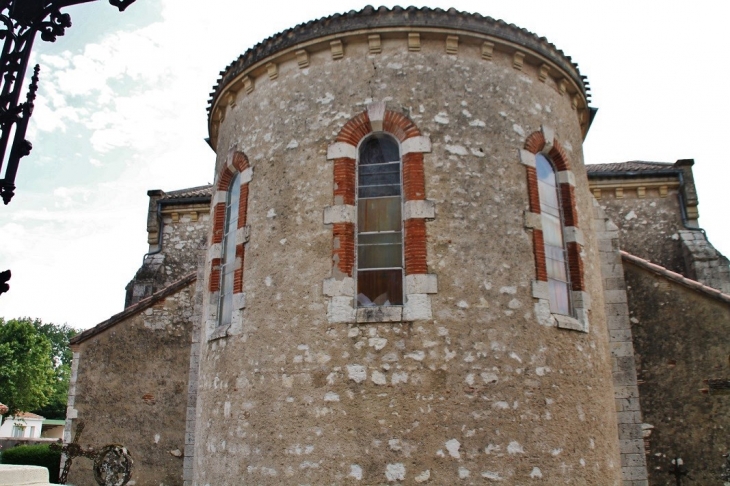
[554,313,587,333]
[207,323,230,341]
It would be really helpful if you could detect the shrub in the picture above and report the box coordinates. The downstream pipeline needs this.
[1,444,61,482]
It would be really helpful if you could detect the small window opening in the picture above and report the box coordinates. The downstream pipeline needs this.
[218,172,241,326]
[356,134,403,307]
[536,153,571,315]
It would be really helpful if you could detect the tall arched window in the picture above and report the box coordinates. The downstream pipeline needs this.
[536,153,571,315]
[218,172,241,326]
[356,134,403,307]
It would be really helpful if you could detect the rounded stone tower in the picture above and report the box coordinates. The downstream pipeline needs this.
[195,7,620,484]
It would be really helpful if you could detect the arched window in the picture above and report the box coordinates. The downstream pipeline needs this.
[218,172,241,326]
[356,134,403,307]
[536,153,571,315]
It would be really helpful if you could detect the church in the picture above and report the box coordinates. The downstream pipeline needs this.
[64,7,730,485]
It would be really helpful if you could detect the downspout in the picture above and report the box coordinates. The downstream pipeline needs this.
[587,169,704,234]
[141,196,213,264]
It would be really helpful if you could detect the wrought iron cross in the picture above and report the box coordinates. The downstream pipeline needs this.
[51,420,133,486]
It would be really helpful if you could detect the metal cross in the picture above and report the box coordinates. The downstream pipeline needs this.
[51,420,133,486]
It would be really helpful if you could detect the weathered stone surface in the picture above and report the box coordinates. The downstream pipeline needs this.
[194,15,619,485]
[625,261,730,485]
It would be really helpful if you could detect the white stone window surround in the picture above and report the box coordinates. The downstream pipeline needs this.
[206,165,253,342]
[520,125,590,333]
[323,103,437,324]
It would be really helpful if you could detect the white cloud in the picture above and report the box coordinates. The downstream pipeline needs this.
[2,0,729,328]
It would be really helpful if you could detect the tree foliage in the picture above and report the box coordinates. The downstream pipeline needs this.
[0,318,77,418]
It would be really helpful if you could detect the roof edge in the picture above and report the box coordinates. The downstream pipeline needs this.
[71,273,197,345]
[621,251,730,306]
[208,6,590,117]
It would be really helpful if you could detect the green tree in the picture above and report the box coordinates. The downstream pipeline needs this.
[29,319,77,419]
[0,318,58,416]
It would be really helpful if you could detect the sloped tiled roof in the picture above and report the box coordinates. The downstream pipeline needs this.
[621,251,730,305]
[209,6,591,116]
[70,273,197,345]
[586,161,677,175]
[159,184,213,201]
[14,412,45,420]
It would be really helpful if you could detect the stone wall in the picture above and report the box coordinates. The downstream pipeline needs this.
[593,183,687,276]
[594,201,649,485]
[194,17,621,484]
[125,191,210,307]
[67,279,196,486]
[624,258,730,485]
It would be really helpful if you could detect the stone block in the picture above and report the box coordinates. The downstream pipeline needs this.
[618,423,643,439]
[233,166,250,184]
[614,386,640,399]
[557,170,576,187]
[519,149,536,167]
[327,142,357,160]
[621,466,648,481]
[617,411,642,425]
[604,277,627,291]
[571,290,591,309]
[402,135,432,154]
[328,296,355,323]
[611,341,635,358]
[609,329,633,342]
[604,290,628,304]
[357,305,403,323]
[367,101,386,131]
[605,303,629,318]
[323,277,355,297]
[403,293,432,320]
[323,204,356,224]
[607,315,631,330]
[405,274,438,294]
[233,292,246,310]
[555,314,585,332]
[532,280,550,300]
[618,439,644,455]
[523,211,542,230]
[621,454,647,468]
[404,199,435,220]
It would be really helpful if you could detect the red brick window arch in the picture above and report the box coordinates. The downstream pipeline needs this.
[521,127,589,331]
[324,102,437,324]
[208,150,251,337]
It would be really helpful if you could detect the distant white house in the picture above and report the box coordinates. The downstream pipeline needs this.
[0,412,45,439]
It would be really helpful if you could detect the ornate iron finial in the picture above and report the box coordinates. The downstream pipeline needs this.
[0,0,137,206]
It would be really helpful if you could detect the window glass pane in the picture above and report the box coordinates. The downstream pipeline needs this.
[359,184,401,198]
[358,243,402,269]
[218,172,241,327]
[357,269,403,306]
[219,291,233,327]
[541,213,564,247]
[359,165,401,189]
[358,233,402,245]
[546,255,568,282]
[538,180,560,216]
[548,278,570,315]
[358,197,401,232]
[536,154,556,183]
[359,135,400,165]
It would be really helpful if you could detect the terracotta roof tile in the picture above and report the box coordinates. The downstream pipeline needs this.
[621,251,730,305]
[208,6,590,116]
[586,161,677,175]
[160,184,213,201]
[70,273,197,345]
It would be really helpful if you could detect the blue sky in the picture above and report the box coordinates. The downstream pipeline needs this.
[1,0,728,328]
